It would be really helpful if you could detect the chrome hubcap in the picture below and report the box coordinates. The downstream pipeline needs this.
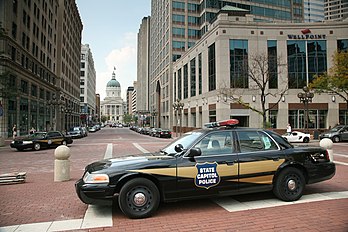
[288,179,296,191]
[133,193,146,207]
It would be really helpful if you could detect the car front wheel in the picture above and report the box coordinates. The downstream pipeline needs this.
[118,178,160,219]
[332,136,340,143]
[303,137,309,143]
[33,143,41,151]
[273,167,305,202]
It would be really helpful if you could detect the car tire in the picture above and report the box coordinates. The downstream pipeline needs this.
[33,143,41,151]
[273,167,305,202]
[332,136,340,143]
[118,178,160,219]
[303,137,309,143]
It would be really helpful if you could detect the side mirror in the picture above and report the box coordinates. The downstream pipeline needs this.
[174,144,184,153]
[187,147,202,158]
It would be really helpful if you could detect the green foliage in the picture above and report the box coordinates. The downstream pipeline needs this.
[100,115,108,123]
[123,114,133,123]
[310,51,348,104]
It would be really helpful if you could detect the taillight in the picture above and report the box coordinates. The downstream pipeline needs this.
[325,150,330,161]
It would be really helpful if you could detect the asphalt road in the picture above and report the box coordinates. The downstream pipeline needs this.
[0,127,347,232]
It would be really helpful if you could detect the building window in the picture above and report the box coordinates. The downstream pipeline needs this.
[267,40,278,89]
[80,70,85,77]
[31,84,37,97]
[173,1,185,10]
[81,62,85,68]
[173,41,185,50]
[173,14,185,24]
[178,68,182,100]
[198,53,202,95]
[208,43,216,91]
[269,110,277,128]
[174,72,177,100]
[183,64,188,99]
[172,27,185,37]
[230,39,248,88]
[287,40,306,89]
[20,80,29,94]
[337,39,348,52]
[209,110,216,123]
[339,110,348,125]
[287,40,327,88]
[289,109,327,129]
[190,58,196,97]
[307,40,327,83]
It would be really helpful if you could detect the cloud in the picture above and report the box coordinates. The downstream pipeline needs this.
[97,33,137,100]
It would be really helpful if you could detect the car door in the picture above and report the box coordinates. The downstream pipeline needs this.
[236,130,284,193]
[341,126,348,141]
[47,131,63,146]
[175,131,239,199]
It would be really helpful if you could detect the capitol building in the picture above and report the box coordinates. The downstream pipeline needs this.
[100,70,125,123]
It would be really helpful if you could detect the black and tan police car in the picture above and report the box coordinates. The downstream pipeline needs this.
[75,119,335,219]
[10,131,73,151]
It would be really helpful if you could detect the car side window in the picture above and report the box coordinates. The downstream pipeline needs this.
[193,131,234,156]
[237,131,278,153]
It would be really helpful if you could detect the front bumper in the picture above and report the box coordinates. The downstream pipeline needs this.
[10,143,33,150]
[75,179,115,205]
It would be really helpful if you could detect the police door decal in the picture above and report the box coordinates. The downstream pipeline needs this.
[195,162,220,189]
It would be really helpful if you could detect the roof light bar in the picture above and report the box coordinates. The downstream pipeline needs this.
[204,119,239,128]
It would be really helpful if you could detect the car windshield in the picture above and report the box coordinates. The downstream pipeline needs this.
[160,131,203,155]
[29,132,46,139]
[330,126,344,132]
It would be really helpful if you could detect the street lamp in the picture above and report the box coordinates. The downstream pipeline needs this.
[297,86,314,132]
[172,99,184,137]
[47,94,64,131]
[152,109,157,128]
[64,103,73,133]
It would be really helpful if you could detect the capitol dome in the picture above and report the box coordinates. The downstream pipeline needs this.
[106,71,120,87]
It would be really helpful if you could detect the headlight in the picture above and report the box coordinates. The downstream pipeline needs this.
[23,141,33,144]
[83,172,109,184]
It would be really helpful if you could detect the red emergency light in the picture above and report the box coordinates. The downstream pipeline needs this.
[204,119,239,128]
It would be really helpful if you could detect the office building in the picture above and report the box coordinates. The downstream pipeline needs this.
[0,0,82,139]
[172,10,348,132]
[147,0,306,130]
[80,44,96,126]
[325,0,348,21]
[304,0,325,22]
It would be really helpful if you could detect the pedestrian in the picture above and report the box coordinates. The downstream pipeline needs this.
[12,124,17,139]
[286,123,292,134]
[29,127,36,135]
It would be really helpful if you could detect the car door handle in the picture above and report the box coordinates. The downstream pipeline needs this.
[224,161,235,166]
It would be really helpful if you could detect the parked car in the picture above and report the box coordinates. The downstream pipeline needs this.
[88,126,97,132]
[319,125,348,142]
[10,131,73,151]
[67,127,84,139]
[156,128,172,138]
[282,131,310,143]
[75,119,335,219]
[149,128,160,137]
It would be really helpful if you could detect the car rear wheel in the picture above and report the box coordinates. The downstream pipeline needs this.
[303,137,309,143]
[33,143,41,151]
[273,167,305,202]
[332,136,340,143]
[118,178,160,219]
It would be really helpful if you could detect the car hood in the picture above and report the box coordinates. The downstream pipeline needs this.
[86,153,175,174]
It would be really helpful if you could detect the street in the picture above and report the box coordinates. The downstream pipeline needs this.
[0,127,347,232]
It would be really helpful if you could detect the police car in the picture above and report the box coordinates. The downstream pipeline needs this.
[75,119,335,219]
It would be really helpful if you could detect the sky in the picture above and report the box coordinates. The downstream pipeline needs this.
[76,0,151,100]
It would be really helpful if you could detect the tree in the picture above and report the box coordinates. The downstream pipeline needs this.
[123,114,133,124]
[309,51,348,109]
[219,53,288,128]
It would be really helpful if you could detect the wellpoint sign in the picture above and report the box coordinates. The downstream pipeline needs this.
[287,34,326,39]
[287,29,326,40]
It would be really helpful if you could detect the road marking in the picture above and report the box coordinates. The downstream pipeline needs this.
[133,143,150,153]
[335,153,348,158]
[104,143,113,159]
[214,191,348,212]
[334,161,348,166]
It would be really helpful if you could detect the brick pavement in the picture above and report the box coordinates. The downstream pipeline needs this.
[0,129,347,231]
